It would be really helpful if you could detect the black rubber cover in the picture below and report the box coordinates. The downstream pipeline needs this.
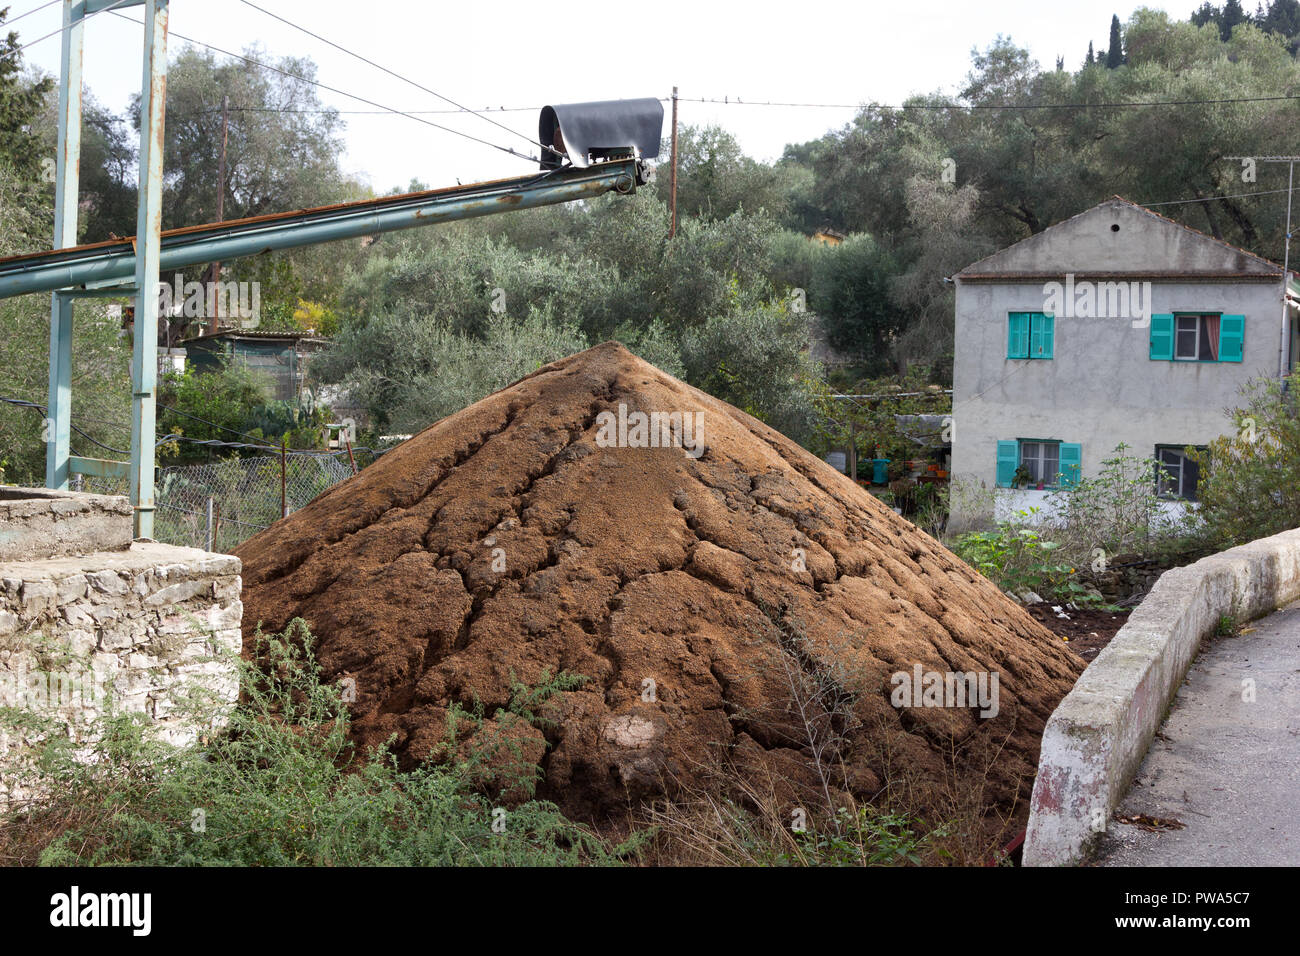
[539,98,664,169]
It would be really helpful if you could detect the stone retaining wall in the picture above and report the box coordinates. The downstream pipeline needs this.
[0,487,132,563]
[0,488,243,806]
[1023,527,1300,866]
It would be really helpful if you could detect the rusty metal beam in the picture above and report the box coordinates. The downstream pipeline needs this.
[0,161,642,300]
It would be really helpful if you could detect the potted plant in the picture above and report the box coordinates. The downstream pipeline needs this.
[1012,464,1033,490]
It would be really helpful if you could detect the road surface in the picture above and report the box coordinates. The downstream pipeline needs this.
[1098,600,1300,866]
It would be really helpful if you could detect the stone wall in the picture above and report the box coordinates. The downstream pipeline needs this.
[1023,526,1300,866]
[0,488,242,806]
[0,487,132,562]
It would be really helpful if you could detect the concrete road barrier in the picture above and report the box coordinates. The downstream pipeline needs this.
[1023,527,1300,866]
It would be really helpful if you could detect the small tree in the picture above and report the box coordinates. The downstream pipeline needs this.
[157,357,273,464]
[1045,443,1174,562]
[1190,375,1300,548]
[1105,14,1126,68]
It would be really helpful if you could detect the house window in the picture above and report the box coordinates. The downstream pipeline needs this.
[1156,445,1204,501]
[1150,314,1244,362]
[1019,441,1060,485]
[996,439,1082,488]
[1174,315,1218,361]
[1007,312,1054,359]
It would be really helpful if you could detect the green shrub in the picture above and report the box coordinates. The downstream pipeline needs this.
[950,511,1125,609]
[157,359,272,461]
[1,620,623,867]
[1044,443,1180,563]
[949,509,1072,597]
[793,806,951,867]
[1191,374,1300,548]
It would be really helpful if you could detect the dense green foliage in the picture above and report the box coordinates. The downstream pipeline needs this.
[1191,374,1300,547]
[313,305,591,433]
[0,20,129,484]
[949,513,1075,601]
[0,13,51,186]
[315,190,823,439]
[0,621,623,866]
[4,7,1300,482]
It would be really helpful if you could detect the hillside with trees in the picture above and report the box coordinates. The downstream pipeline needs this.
[4,5,1300,481]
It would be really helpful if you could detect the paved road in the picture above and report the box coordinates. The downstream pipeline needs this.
[1099,600,1300,866]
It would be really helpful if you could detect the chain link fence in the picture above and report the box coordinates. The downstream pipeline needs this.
[79,451,369,553]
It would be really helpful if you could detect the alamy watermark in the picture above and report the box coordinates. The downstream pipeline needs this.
[595,403,705,459]
[156,273,260,328]
[1042,273,1152,328]
[49,886,151,936]
[0,664,112,715]
[890,664,1000,718]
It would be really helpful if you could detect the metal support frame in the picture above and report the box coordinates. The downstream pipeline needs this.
[44,0,164,540]
[26,13,647,541]
[129,0,168,539]
[44,0,85,491]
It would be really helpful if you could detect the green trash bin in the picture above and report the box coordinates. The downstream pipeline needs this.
[872,458,890,484]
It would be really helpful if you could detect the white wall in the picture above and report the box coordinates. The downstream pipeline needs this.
[992,488,1193,529]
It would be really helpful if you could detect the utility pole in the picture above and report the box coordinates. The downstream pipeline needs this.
[668,86,679,239]
[1281,158,1294,381]
[207,92,229,334]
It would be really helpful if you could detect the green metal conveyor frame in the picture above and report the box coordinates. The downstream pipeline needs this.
[0,0,647,538]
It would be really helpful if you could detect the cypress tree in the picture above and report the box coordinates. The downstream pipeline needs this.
[1106,15,1125,67]
[1221,0,1247,39]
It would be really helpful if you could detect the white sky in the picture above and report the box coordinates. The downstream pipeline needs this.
[13,0,1188,195]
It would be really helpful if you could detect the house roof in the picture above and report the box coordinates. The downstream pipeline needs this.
[955,196,1285,281]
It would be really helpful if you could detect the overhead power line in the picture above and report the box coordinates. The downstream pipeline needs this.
[1142,186,1293,207]
[235,0,559,159]
[679,92,1300,110]
[679,96,862,109]
[12,0,134,55]
[188,105,543,116]
[188,90,1300,117]
[3,0,61,29]
[107,10,538,164]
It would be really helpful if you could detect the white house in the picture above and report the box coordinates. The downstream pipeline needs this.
[949,197,1299,526]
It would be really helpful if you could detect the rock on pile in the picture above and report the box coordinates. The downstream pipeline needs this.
[236,343,1081,828]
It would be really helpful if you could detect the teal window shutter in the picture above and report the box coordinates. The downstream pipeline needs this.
[1149,314,1174,360]
[1218,315,1244,362]
[996,440,1019,488]
[1007,314,1029,359]
[1058,443,1082,487]
[1030,313,1054,359]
